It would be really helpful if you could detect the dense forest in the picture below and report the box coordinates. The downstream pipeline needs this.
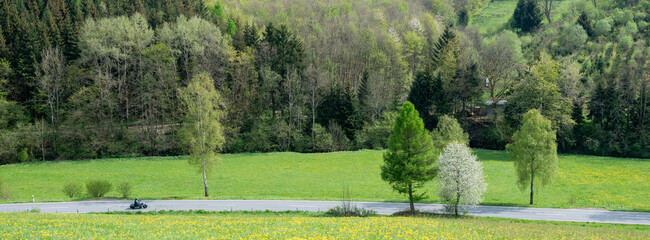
[0,0,648,163]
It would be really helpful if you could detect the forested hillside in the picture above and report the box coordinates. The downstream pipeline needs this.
[0,0,648,163]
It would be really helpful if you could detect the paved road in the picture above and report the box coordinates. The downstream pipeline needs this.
[1,200,649,225]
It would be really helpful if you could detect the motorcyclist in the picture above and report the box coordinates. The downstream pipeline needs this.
[133,198,139,207]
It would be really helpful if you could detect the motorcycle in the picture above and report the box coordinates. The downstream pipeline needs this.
[129,199,148,209]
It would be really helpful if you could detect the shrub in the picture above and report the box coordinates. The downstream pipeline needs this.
[558,24,588,53]
[0,178,12,201]
[326,205,377,217]
[86,180,113,198]
[116,182,133,199]
[326,186,376,217]
[618,35,633,50]
[62,182,83,198]
[593,19,612,36]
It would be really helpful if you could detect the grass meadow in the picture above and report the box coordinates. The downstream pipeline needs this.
[0,211,648,239]
[0,149,648,211]
[471,0,578,35]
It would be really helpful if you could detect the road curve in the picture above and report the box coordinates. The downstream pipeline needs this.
[1,200,649,225]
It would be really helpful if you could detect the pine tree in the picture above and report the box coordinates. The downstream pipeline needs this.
[381,101,436,212]
[430,27,455,69]
[357,70,371,121]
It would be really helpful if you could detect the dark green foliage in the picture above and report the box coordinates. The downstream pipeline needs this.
[458,8,470,27]
[316,88,362,140]
[86,180,113,198]
[407,71,447,130]
[577,11,593,37]
[511,0,543,33]
[381,101,436,212]
[262,23,305,78]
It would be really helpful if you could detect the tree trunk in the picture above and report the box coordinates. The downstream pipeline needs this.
[408,183,415,212]
[530,167,534,205]
[202,159,209,197]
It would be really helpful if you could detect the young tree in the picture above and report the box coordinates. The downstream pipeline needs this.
[436,142,487,216]
[431,115,469,151]
[506,109,558,205]
[36,47,66,128]
[381,101,436,212]
[178,73,225,197]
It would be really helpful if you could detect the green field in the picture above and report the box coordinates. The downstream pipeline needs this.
[471,0,577,34]
[0,211,647,239]
[1,149,648,211]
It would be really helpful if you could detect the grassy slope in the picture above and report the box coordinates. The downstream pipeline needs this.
[0,212,647,239]
[1,149,648,211]
[471,0,576,35]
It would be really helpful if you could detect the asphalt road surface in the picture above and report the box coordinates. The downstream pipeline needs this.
[1,200,648,225]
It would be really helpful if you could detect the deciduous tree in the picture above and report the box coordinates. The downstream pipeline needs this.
[178,73,225,197]
[506,109,558,205]
[436,142,486,215]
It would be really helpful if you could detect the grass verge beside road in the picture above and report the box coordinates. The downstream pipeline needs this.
[0,149,648,211]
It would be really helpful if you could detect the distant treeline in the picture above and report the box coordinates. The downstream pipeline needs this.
[0,0,648,163]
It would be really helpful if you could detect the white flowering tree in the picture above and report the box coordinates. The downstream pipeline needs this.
[436,142,487,215]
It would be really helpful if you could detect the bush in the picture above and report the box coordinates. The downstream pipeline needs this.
[62,182,83,198]
[0,178,12,201]
[86,180,113,198]
[326,205,377,217]
[618,35,633,50]
[116,182,133,199]
[593,19,612,36]
[558,24,588,53]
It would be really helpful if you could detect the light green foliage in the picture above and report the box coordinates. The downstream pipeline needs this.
[621,21,639,36]
[436,143,487,215]
[381,102,436,211]
[116,182,133,199]
[593,18,612,36]
[558,24,588,54]
[0,177,11,201]
[613,9,634,26]
[507,109,558,204]
[403,31,423,74]
[356,111,397,150]
[178,73,225,197]
[431,115,469,152]
[618,35,634,50]
[158,16,229,82]
[85,180,112,198]
[505,52,573,132]
[226,19,237,36]
[62,182,82,198]
[311,124,333,152]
